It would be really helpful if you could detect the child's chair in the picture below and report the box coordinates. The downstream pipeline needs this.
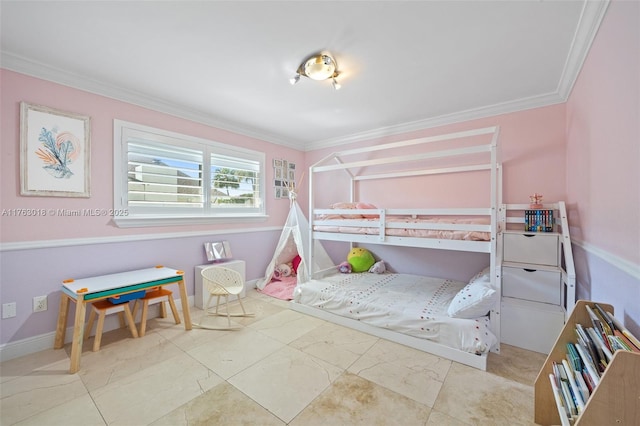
[132,287,181,337]
[84,299,139,352]
[196,266,253,330]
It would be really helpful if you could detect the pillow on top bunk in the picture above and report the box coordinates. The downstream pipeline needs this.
[330,202,361,218]
[330,202,378,219]
[356,202,379,218]
[447,267,497,319]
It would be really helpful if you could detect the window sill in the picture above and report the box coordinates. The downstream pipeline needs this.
[113,214,269,228]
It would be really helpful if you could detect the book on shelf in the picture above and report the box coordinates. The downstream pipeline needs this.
[549,303,640,417]
[548,374,572,426]
[525,209,554,232]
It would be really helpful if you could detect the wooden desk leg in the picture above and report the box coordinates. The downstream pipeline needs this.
[177,279,192,330]
[54,294,71,349]
[68,293,86,374]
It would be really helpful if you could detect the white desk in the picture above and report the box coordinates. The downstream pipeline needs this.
[194,260,246,309]
[54,266,192,373]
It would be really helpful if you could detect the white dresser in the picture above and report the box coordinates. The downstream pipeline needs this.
[501,231,565,353]
[499,203,575,354]
[194,260,246,309]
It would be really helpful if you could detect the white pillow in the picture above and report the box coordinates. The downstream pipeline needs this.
[447,267,497,319]
[468,267,492,287]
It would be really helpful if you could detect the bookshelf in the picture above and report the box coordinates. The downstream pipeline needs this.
[534,300,640,425]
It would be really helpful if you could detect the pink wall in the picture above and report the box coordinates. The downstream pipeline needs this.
[0,70,301,243]
[304,104,568,210]
[0,70,302,349]
[302,105,568,281]
[565,0,639,336]
[566,0,639,265]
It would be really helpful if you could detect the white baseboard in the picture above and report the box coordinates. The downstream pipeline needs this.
[246,278,259,289]
[0,296,194,362]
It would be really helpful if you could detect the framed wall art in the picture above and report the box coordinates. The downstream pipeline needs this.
[273,158,296,199]
[20,102,91,197]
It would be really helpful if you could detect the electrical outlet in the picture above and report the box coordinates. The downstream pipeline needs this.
[2,302,17,319]
[33,295,47,312]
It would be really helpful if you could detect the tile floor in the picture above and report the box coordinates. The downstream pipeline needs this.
[1,289,547,425]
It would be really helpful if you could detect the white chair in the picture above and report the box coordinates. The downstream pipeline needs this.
[197,266,253,330]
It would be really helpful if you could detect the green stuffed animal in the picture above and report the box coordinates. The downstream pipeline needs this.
[347,247,375,273]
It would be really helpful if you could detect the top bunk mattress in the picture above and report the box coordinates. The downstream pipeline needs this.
[313,216,491,241]
[293,272,497,355]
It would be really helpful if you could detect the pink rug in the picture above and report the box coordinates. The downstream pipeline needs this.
[259,276,297,300]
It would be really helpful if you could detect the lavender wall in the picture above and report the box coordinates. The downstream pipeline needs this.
[0,230,279,345]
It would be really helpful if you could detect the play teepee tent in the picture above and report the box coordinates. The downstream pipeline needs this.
[258,192,334,290]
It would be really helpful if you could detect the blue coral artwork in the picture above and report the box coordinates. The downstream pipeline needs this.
[20,102,91,197]
[35,127,81,179]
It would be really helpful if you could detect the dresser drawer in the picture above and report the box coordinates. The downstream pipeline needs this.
[501,297,565,354]
[503,233,558,266]
[502,266,561,304]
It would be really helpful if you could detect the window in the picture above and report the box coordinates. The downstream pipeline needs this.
[114,120,265,227]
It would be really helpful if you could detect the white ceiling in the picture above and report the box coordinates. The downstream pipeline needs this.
[0,1,608,151]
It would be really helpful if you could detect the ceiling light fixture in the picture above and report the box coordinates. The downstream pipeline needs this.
[290,52,341,90]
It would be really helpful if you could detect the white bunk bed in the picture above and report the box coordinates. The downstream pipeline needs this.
[289,126,503,370]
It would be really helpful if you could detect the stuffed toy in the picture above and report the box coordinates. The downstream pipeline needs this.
[292,254,301,274]
[338,261,352,273]
[275,263,292,278]
[347,247,375,273]
[272,268,282,280]
[368,260,386,274]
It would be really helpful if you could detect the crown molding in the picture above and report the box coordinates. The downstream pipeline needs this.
[306,0,610,151]
[1,1,608,152]
[556,0,610,100]
[1,52,302,150]
[305,92,565,151]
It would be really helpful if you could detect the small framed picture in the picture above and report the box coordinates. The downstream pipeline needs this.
[275,167,283,179]
[275,187,282,198]
[20,102,91,197]
[288,169,295,181]
[274,179,282,187]
[288,162,296,170]
[273,158,283,168]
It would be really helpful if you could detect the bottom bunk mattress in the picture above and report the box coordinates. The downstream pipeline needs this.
[293,272,497,355]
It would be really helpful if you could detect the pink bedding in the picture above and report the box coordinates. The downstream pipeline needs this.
[314,217,490,241]
[259,276,298,300]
